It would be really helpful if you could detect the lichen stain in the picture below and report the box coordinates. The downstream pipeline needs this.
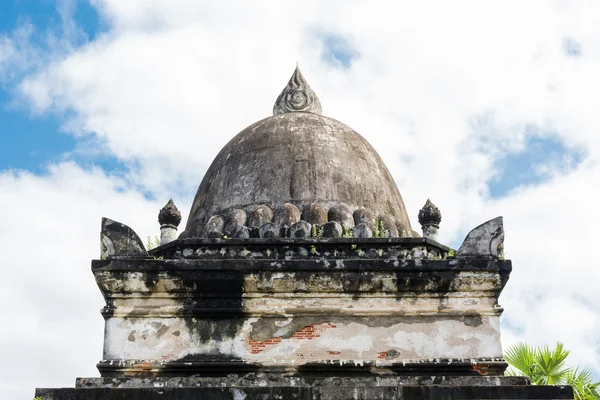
[151,323,169,338]
[463,314,483,327]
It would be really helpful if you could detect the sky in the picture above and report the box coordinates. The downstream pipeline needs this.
[0,0,599,398]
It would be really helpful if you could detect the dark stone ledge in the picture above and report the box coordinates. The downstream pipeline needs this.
[146,237,453,259]
[95,359,509,378]
[35,384,573,400]
[77,374,530,389]
[93,260,511,300]
[92,257,511,273]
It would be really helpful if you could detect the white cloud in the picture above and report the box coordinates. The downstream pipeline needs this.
[2,0,600,397]
[0,163,186,398]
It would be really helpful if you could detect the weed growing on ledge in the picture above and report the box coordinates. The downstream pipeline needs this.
[146,235,160,250]
[311,224,323,238]
[372,215,389,238]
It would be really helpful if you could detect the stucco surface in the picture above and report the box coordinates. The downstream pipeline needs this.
[184,113,411,237]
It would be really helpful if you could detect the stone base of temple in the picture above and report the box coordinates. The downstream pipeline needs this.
[36,375,573,399]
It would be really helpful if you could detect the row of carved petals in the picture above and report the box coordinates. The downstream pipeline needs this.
[202,203,411,239]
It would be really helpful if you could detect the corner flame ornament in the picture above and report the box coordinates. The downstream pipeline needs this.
[273,66,322,115]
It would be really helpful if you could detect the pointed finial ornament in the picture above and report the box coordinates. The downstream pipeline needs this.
[418,199,441,227]
[158,199,181,246]
[273,66,322,115]
[418,199,441,241]
[158,199,182,227]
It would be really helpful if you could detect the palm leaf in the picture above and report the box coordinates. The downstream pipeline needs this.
[535,342,571,385]
[505,342,536,378]
[566,367,600,400]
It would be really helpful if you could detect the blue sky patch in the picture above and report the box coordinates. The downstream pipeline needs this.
[488,136,585,198]
[0,0,102,43]
[0,0,113,174]
[0,94,75,173]
[320,33,359,69]
[0,91,126,175]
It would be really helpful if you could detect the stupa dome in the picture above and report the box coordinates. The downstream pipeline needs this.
[182,67,412,238]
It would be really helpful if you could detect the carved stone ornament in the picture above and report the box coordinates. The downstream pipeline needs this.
[100,217,147,259]
[457,216,504,257]
[158,199,182,227]
[273,66,322,115]
[418,199,442,227]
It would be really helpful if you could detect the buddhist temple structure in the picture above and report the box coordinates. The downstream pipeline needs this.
[36,68,572,399]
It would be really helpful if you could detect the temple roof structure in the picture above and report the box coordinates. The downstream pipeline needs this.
[182,67,412,238]
[36,66,572,400]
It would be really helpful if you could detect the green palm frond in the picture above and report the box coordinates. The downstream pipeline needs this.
[504,342,600,400]
[567,367,600,400]
[505,342,536,377]
[535,342,571,385]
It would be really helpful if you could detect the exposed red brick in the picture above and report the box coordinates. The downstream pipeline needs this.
[377,352,387,359]
[250,322,338,353]
[249,336,282,354]
[328,351,341,355]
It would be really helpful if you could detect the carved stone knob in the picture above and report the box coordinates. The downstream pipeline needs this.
[418,199,441,227]
[158,199,182,228]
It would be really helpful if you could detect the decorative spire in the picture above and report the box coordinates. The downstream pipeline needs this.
[158,199,182,228]
[273,66,322,115]
[418,199,441,227]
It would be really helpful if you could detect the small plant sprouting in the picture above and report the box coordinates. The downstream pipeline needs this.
[442,248,456,260]
[372,215,388,238]
[146,235,160,250]
[311,224,323,238]
[342,226,353,238]
[310,245,319,255]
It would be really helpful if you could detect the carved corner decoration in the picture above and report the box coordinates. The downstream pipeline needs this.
[273,66,322,115]
[158,199,182,227]
[457,217,504,257]
[100,217,148,260]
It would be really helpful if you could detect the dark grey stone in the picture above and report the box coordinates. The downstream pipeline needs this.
[247,205,273,228]
[303,203,328,225]
[457,217,504,257]
[232,226,250,239]
[223,209,247,236]
[353,208,375,230]
[207,230,223,239]
[327,205,354,229]
[322,221,343,238]
[100,217,147,259]
[381,215,399,237]
[273,203,301,227]
[290,220,312,238]
[259,222,279,238]
[353,223,373,238]
[203,215,224,238]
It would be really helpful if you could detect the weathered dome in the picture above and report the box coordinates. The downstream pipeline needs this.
[182,68,412,238]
